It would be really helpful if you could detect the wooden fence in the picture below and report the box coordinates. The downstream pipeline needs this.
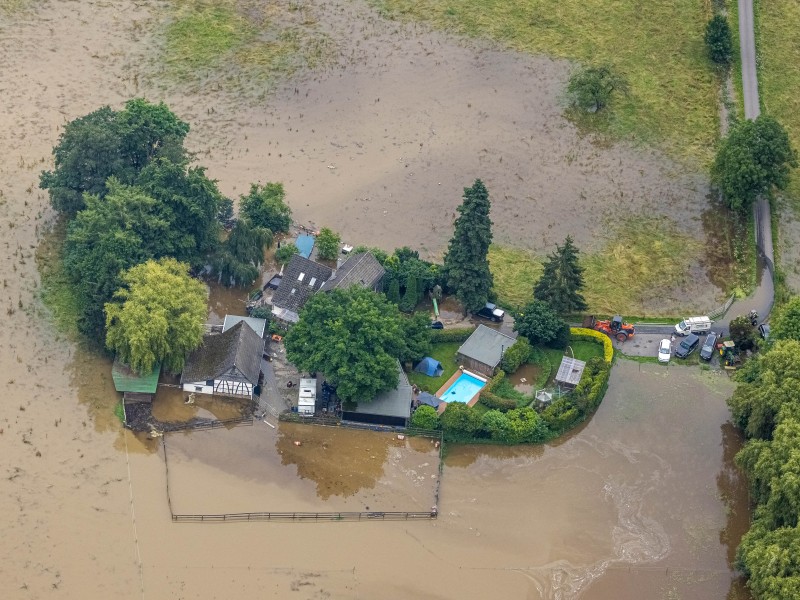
[171,511,436,523]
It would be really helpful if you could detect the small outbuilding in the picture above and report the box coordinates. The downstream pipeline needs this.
[554,356,586,391]
[341,363,413,427]
[112,358,160,404]
[456,324,516,377]
[181,321,265,398]
[414,357,444,378]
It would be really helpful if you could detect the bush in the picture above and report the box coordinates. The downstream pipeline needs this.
[501,336,532,373]
[570,327,614,362]
[430,326,476,344]
[541,398,581,433]
[481,410,512,442]
[411,405,439,430]
[316,227,340,260]
[249,305,271,320]
[705,15,733,65]
[730,315,757,351]
[440,402,482,437]
[275,243,299,265]
[572,357,611,415]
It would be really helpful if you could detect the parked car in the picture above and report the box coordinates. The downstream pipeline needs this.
[430,321,444,330]
[758,323,771,340]
[474,302,505,322]
[675,333,700,358]
[658,338,671,364]
[675,316,712,336]
[700,331,718,361]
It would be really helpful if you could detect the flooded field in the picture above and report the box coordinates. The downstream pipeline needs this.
[0,0,753,598]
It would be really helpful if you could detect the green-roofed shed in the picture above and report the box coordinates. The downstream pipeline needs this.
[112,358,160,395]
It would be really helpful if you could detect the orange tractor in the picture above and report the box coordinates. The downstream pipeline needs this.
[584,315,636,342]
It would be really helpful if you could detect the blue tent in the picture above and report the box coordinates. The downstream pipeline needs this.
[414,357,443,377]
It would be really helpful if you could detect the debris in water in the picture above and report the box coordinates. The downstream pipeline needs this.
[293,440,302,446]
[397,434,405,440]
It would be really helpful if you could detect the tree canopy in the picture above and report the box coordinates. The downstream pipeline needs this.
[443,179,494,313]
[567,65,628,113]
[212,219,272,287]
[283,287,429,402]
[411,405,439,430]
[315,227,341,260]
[712,115,797,211]
[769,296,800,342]
[105,258,207,374]
[40,99,189,215]
[63,180,172,335]
[533,236,588,314]
[275,243,299,265]
[239,182,292,233]
[705,15,733,65]
[514,300,570,347]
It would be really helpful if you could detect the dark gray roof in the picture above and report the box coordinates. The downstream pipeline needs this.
[555,356,586,387]
[181,321,264,385]
[222,314,267,338]
[271,255,332,319]
[320,252,385,291]
[345,363,412,419]
[457,324,517,368]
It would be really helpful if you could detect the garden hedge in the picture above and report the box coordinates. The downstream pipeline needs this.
[430,326,476,344]
[569,327,614,362]
[479,370,518,411]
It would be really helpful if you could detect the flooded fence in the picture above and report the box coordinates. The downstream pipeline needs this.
[171,511,436,523]
[160,415,253,433]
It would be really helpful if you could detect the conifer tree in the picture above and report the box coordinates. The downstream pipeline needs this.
[386,276,401,304]
[443,179,494,313]
[400,273,419,313]
[533,236,588,314]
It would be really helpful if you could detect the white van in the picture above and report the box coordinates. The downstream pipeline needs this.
[675,316,713,336]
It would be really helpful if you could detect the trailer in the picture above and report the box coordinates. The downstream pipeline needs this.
[298,378,317,415]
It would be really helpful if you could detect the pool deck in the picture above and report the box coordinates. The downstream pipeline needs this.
[435,368,487,412]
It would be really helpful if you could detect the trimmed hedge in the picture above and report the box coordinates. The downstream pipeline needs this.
[570,327,614,362]
[501,336,532,373]
[479,370,518,411]
[430,326,476,344]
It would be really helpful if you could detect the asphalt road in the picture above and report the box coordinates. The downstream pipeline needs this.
[738,0,761,119]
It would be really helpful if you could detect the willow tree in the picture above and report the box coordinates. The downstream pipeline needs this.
[105,258,207,374]
[212,219,272,287]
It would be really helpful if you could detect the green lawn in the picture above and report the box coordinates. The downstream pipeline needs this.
[490,216,704,317]
[568,340,603,363]
[759,0,800,206]
[371,0,718,164]
[408,342,460,393]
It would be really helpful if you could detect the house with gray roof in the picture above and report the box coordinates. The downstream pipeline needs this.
[456,324,517,377]
[271,255,333,325]
[181,321,264,398]
[320,252,385,293]
[341,362,413,427]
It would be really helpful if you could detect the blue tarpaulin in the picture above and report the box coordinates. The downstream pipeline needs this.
[295,234,315,258]
[417,392,442,408]
[414,357,443,377]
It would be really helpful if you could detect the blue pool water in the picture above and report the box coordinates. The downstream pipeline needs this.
[440,372,486,404]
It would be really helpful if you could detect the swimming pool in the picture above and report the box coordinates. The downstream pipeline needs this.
[439,372,487,404]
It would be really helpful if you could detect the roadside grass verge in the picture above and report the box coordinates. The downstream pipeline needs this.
[0,0,39,16]
[407,342,460,393]
[370,0,718,165]
[161,0,333,92]
[487,245,541,311]
[36,221,80,339]
[490,217,703,317]
[758,0,800,206]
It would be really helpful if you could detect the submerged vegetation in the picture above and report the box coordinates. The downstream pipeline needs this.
[371,0,718,163]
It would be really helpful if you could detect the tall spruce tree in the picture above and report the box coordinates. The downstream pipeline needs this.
[443,179,494,313]
[400,273,419,313]
[533,236,588,314]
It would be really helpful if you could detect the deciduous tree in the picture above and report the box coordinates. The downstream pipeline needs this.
[533,236,588,314]
[712,115,797,211]
[567,65,628,112]
[770,296,800,342]
[284,287,425,402]
[275,243,299,265]
[440,402,482,436]
[105,258,207,374]
[239,182,292,233]
[315,227,341,260]
[443,179,494,313]
[513,300,569,346]
[212,219,272,287]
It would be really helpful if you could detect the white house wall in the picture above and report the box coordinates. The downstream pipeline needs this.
[183,382,214,395]
[213,378,252,398]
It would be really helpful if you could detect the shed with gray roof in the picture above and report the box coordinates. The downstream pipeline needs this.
[222,314,267,338]
[271,255,333,325]
[320,252,385,292]
[456,324,517,377]
[341,363,412,427]
[555,356,586,391]
[181,321,265,398]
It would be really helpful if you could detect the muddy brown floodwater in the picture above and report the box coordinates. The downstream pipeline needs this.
[0,0,753,598]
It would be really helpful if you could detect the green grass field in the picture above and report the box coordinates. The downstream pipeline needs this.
[759,0,800,205]
[408,342,460,393]
[163,0,331,86]
[371,0,718,164]
[490,217,703,316]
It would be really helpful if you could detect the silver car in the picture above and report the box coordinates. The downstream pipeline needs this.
[658,338,671,364]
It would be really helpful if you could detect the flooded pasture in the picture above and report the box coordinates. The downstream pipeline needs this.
[0,0,753,598]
